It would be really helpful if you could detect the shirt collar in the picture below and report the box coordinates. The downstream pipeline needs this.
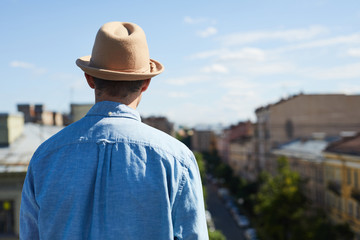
[86,101,141,122]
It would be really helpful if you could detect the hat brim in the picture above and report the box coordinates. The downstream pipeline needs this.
[76,56,164,81]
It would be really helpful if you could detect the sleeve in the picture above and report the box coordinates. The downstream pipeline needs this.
[172,155,209,240]
[20,164,40,239]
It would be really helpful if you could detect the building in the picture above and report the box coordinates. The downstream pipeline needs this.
[191,130,216,153]
[16,104,34,123]
[0,114,24,146]
[70,103,93,123]
[217,121,253,163]
[272,137,338,208]
[142,116,174,136]
[17,104,63,126]
[323,133,360,238]
[225,121,256,181]
[255,94,360,174]
[0,123,63,238]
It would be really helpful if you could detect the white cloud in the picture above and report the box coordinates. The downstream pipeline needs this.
[347,48,360,57]
[10,60,46,75]
[219,25,328,46]
[219,48,266,62]
[201,64,228,74]
[197,27,217,38]
[338,83,360,94]
[306,62,360,80]
[274,33,360,53]
[244,62,296,76]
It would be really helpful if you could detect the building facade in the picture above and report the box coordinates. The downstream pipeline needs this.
[0,114,24,146]
[323,134,360,238]
[255,94,360,174]
[17,104,63,126]
[191,130,216,153]
[217,121,256,181]
[142,116,174,136]
[70,103,93,123]
[272,138,335,208]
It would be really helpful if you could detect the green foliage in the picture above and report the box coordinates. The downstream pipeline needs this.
[254,157,354,240]
[254,157,309,240]
[209,230,226,240]
[194,152,206,182]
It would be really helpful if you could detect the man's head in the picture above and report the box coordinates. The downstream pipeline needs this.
[85,73,150,108]
[76,22,163,107]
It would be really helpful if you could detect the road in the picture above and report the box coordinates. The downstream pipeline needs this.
[206,183,246,240]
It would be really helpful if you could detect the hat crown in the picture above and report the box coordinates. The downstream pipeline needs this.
[90,22,150,74]
[76,21,164,81]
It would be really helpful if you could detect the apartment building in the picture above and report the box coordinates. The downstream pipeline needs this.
[323,134,360,238]
[255,94,360,174]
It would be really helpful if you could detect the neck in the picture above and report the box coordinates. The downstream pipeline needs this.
[95,92,142,110]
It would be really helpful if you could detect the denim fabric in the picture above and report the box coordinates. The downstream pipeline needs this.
[20,101,208,240]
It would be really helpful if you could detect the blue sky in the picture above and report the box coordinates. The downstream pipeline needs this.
[1,0,360,127]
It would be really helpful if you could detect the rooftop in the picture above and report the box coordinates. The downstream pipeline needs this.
[325,133,360,156]
[0,123,63,173]
[272,137,338,161]
[255,93,360,113]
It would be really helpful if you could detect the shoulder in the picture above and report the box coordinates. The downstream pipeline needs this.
[137,122,196,167]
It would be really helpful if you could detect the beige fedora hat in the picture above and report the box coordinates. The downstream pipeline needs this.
[76,21,164,81]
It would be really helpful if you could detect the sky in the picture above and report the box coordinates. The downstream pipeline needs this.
[1,0,360,127]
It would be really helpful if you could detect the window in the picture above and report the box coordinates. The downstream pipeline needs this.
[0,200,15,235]
[349,201,354,217]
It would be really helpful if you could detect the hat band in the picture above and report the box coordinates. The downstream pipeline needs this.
[89,59,151,74]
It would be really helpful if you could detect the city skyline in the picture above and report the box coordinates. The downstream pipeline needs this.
[1,0,360,126]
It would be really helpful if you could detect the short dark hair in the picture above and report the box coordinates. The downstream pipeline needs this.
[93,77,145,98]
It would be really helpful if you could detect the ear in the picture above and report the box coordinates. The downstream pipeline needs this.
[85,73,95,89]
[141,79,151,93]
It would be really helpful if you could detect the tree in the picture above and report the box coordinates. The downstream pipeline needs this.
[209,230,226,240]
[254,157,308,240]
[254,157,354,240]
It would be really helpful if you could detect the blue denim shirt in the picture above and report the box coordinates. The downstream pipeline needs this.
[20,101,208,240]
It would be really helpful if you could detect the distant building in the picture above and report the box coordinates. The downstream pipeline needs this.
[17,104,63,126]
[217,121,254,163]
[142,116,174,136]
[191,130,216,153]
[272,137,338,208]
[224,121,256,181]
[323,133,360,238]
[17,104,34,123]
[70,103,93,123]
[0,113,24,146]
[255,94,360,174]
[0,123,63,238]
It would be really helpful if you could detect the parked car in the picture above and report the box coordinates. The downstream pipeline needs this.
[234,214,250,228]
[217,188,229,199]
[244,228,258,240]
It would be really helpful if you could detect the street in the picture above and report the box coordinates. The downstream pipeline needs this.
[206,183,246,240]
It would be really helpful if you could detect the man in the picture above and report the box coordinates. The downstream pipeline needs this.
[20,22,208,240]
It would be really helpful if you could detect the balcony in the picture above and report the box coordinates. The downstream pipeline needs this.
[351,188,360,202]
[327,180,341,196]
